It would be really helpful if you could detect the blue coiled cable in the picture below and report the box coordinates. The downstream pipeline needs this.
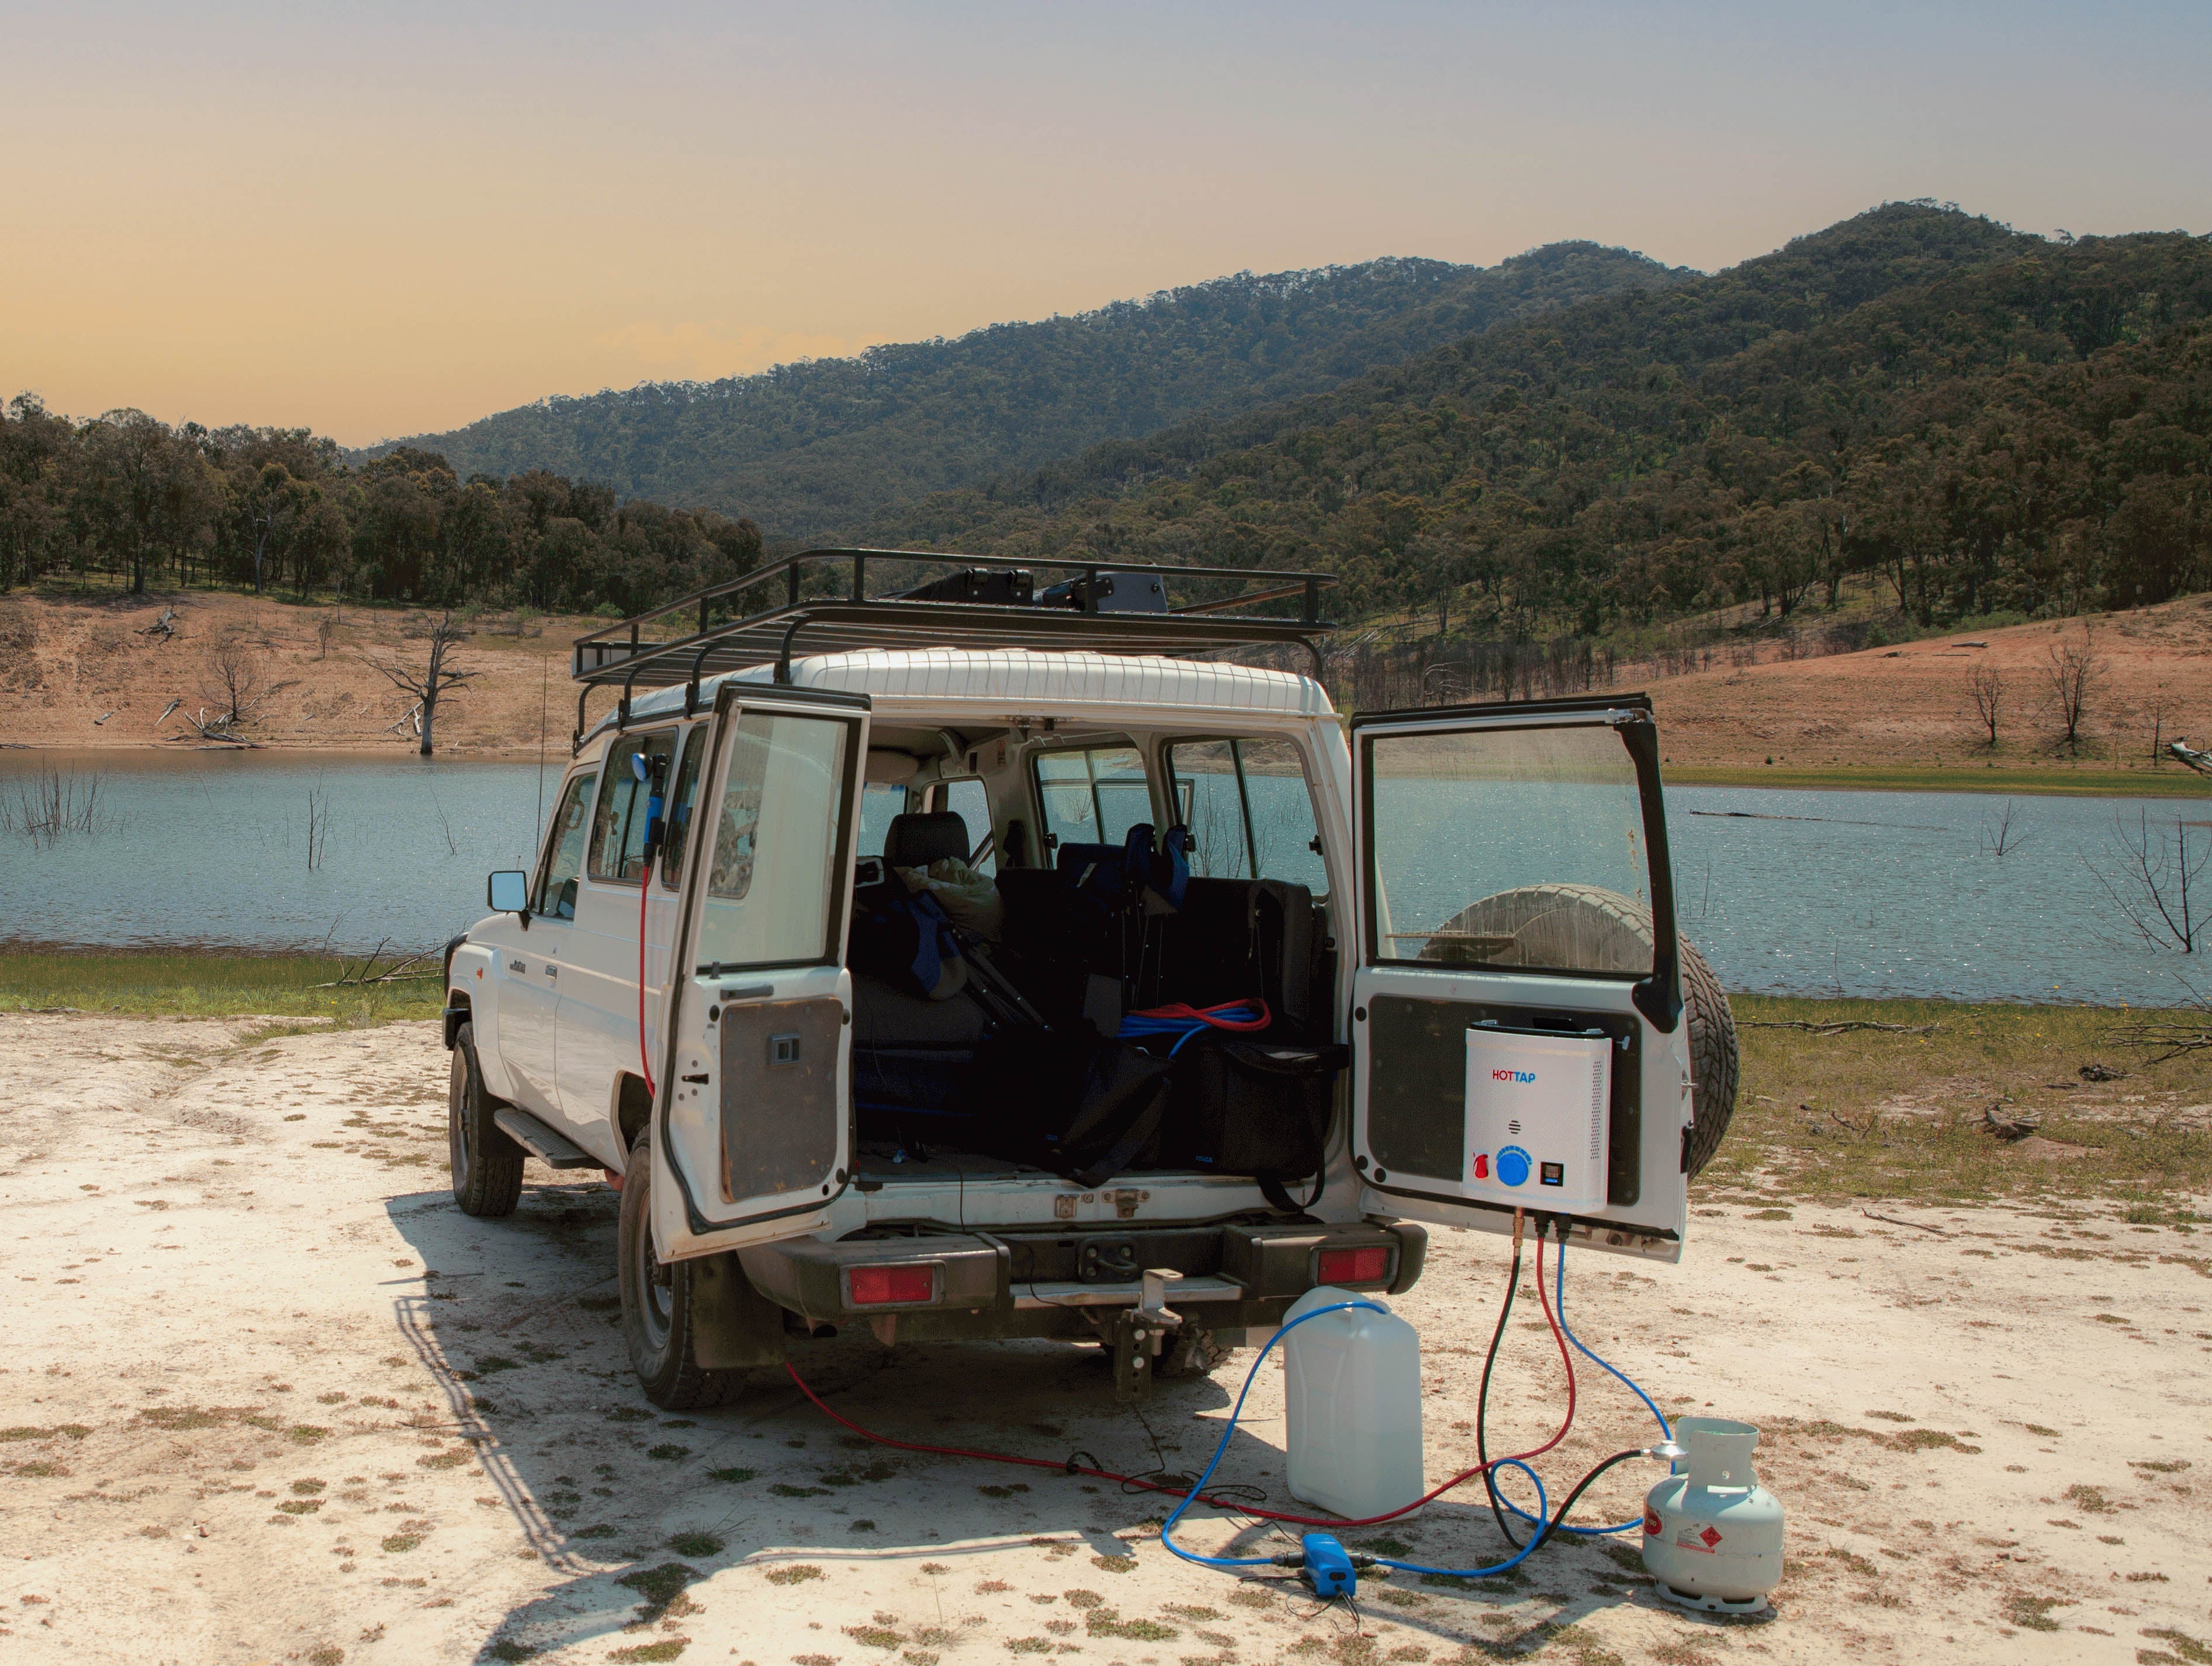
[1159,1301,1552,1581]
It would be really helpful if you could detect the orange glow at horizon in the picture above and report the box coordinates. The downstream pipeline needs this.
[5,3,2205,448]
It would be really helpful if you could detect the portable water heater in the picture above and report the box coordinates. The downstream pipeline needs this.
[1462,1023,1612,1211]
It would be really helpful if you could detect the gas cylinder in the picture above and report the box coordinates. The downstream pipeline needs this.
[1642,1416,1785,1612]
[1279,1286,1424,1521]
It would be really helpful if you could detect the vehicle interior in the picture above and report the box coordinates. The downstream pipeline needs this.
[842,721,1345,1198]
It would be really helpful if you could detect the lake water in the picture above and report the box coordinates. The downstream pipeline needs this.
[2,750,2207,1007]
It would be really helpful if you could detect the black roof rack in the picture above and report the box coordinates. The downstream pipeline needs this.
[569,547,1338,744]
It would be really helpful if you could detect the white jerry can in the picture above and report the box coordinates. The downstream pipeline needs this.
[1279,1286,1425,1521]
[1642,1416,1785,1612]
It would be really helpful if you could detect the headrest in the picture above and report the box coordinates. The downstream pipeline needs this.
[884,811,973,870]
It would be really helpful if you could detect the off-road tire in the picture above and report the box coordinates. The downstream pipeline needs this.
[1427,884,1737,1177]
[617,1130,742,1410]
[448,1022,524,1218]
[1158,1326,1227,1380]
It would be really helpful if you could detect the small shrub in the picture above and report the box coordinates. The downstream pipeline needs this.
[418,1449,471,1469]
[764,1564,823,1586]
[708,1467,756,1484]
[608,1644,689,1664]
[769,1483,828,1498]
[381,1533,422,1553]
[669,1532,725,1557]
[647,1445,690,1461]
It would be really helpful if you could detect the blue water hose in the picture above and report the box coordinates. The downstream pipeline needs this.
[1158,1301,1552,1581]
[1117,1000,1268,1056]
[1493,1232,1673,1539]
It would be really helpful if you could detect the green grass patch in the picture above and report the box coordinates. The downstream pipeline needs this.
[0,947,442,1023]
[1702,996,2212,1208]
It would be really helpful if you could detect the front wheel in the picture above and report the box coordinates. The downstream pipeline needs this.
[449,1023,524,1218]
[617,1130,741,1409]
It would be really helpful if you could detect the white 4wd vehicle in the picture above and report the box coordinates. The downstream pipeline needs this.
[442,552,1735,1408]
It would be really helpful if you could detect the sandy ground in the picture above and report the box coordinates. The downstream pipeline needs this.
[6,587,2212,781]
[1,1013,2208,1666]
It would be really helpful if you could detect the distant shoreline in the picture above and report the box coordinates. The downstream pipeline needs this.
[8,740,2210,798]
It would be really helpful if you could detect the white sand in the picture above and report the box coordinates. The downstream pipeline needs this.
[1,1012,2206,1665]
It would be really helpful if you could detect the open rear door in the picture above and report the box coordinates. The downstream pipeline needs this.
[1349,695,1692,1263]
[650,680,870,1262]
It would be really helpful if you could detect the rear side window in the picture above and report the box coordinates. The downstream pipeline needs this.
[856,782,906,860]
[659,726,708,888]
[1165,737,1328,895]
[1034,743,1150,853]
[928,778,995,875]
[535,771,599,919]
[589,730,678,884]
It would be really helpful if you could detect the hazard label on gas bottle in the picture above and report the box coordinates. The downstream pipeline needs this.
[1698,1526,1723,1549]
[1673,1525,1722,1554]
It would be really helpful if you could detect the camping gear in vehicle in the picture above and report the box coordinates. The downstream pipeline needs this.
[1279,1285,1425,1520]
[1047,1038,1176,1186]
[1170,1036,1347,1206]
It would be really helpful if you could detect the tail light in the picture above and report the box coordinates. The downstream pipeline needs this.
[847,1264,936,1306]
[1315,1246,1390,1286]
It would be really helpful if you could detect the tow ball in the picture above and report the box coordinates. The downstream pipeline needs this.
[1111,1267,1184,1401]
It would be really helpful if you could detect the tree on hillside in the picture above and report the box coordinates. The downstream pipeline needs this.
[360,613,476,756]
[2045,629,2101,752]
[1967,665,2004,748]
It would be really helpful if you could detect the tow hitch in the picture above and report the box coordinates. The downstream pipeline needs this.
[1111,1267,1184,1401]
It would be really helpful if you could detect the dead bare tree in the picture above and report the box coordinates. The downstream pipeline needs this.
[2045,628,2100,753]
[1966,664,2003,748]
[2088,809,2208,953]
[2146,690,2175,766]
[173,630,281,745]
[359,613,477,757]
[2107,978,2212,1062]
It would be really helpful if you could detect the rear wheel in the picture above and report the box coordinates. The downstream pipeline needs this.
[617,1129,741,1409]
[448,1023,524,1218]
[1425,885,1737,1177]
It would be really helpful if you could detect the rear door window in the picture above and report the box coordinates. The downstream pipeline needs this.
[856,782,906,860]
[1165,737,1328,895]
[1034,743,1151,853]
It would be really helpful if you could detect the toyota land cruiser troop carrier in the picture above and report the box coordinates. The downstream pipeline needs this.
[442,550,1736,1408]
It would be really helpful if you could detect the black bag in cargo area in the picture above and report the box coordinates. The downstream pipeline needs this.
[1169,1039,1349,1206]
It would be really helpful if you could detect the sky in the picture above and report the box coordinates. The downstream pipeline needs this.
[4,1,2207,448]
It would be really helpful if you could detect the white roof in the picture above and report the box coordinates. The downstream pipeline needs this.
[598,649,1332,737]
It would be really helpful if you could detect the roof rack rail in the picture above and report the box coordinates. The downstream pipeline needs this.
[568,546,1338,746]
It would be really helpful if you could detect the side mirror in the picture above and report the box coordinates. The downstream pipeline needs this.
[487,871,531,915]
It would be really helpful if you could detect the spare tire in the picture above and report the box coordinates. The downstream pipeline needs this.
[1422,884,1737,1178]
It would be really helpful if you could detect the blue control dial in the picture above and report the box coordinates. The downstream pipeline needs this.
[1495,1145,1532,1188]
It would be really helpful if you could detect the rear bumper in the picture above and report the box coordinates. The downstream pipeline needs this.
[740,1218,1427,1341]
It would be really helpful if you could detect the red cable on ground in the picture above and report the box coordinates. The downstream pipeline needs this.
[780,1234,1583,1531]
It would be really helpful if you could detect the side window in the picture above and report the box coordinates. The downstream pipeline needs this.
[927,778,995,875]
[535,771,599,919]
[659,725,708,889]
[1034,743,1150,853]
[1165,737,1328,895]
[588,729,677,885]
[697,712,856,969]
[856,782,907,860]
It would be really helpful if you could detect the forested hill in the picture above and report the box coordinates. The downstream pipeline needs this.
[861,204,2211,629]
[358,245,1685,541]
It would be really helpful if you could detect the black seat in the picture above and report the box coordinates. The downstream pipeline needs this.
[884,811,972,870]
